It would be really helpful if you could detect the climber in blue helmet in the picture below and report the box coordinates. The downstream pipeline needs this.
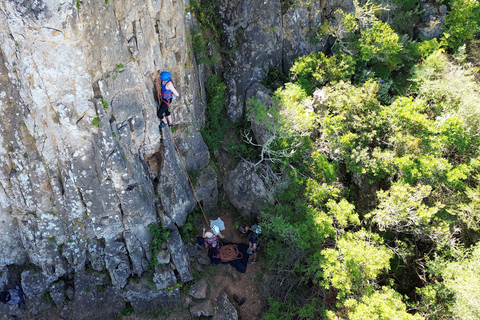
[154,71,180,129]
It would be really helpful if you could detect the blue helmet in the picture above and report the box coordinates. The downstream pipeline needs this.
[160,71,171,81]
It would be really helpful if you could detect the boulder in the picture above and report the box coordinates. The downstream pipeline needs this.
[70,285,125,320]
[21,270,55,298]
[49,280,66,309]
[153,265,177,290]
[197,253,210,266]
[65,286,75,301]
[224,161,267,218]
[213,292,238,320]
[157,250,171,264]
[166,230,193,283]
[123,278,180,314]
[189,279,208,300]
[418,3,447,39]
[187,243,199,258]
[246,83,275,146]
[189,299,214,317]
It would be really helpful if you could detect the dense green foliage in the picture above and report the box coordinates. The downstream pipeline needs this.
[200,75,227,151]
[441,0,480,51]
[148,224,171,268]
[188,0,221,65]
[220,1,480,319]
[191,0,480,318]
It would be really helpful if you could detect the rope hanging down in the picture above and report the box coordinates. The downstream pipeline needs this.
[153,62,210,228]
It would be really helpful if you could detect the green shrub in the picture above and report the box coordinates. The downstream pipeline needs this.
[180,206,204,241]
[412,50,480,132]
[418,38,441,57]
[426,243,480,319]
[148,224,171,268]
[200,75,227,151]
[290,52,355,94]
[341,287,423,320]
[358,20,403,69]
[318,230,393,302]
[263,298,295,320]
[309,151,338,183]
[442,0,480,51]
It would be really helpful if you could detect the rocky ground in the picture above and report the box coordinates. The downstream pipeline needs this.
[121,207,268,320]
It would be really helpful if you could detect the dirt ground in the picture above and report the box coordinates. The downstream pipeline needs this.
[206,210,267,320]
[123,206,268,320]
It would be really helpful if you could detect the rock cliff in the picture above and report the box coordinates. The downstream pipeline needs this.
[0,0,212,317]
[0,0,357,317]
[218,0,354,122]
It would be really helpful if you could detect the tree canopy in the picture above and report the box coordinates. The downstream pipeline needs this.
[233,0,480,318]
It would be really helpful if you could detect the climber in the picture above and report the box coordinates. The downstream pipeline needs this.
[154,71,179,129]
[240,224,261,264]
[0,284,24,307]
[200,225,225,258]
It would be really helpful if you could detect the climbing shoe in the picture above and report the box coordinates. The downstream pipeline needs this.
[159,123,167,129]
[168,123,173,127]
[240,297,246,306]
[233,294,246,306]
[239,224,246,234]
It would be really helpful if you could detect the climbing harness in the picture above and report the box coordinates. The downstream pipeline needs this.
[153,60,210,228]
[161,81,173,100]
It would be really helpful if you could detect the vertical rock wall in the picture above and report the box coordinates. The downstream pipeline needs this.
[218,0,354,122]
[0,0,211,298]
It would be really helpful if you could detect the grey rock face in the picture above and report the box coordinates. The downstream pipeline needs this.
[219,0,283,123]
[218,0,352,123]
[246,83,275,145]
[21,270,55,298]
[159,129,197,227]
[73,270,111,294]
[104,238,131,289]
[195,166,219,214]
[49,280,66,309]
[0,267,8,290]
[123,278,180,314]
[167,230,193,283]
[71,285,125,320]
[213,292,238,320]
[153,265,177,290]
[0,0,209,306]
[190,299,214,317]
[224,161,267,218]
[189,279,208,300]
[69,270,124,319]
[418,3,447,39]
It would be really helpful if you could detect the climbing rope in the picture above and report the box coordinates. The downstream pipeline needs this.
[219,243,243,262]
[153,62,210,228]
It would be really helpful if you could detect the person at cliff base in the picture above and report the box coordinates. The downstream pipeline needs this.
[197,225,251,273]
[201,225,224,258]
[154,71,179,129]
[0,284,25,307]
[241,224,261,264]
